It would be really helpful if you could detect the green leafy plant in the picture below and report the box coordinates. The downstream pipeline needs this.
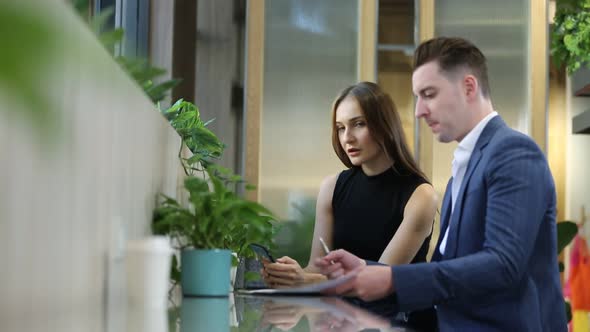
[71,0,180,103]
[115,56,181,104]
[152,168,275,253]
[551,0,590,74]
[160,99,225,174]
[152,172,276,284]
[152,100,277,286]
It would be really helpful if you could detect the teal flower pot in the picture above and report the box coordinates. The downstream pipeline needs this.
[181,249,231,296]
[180,297,229,332]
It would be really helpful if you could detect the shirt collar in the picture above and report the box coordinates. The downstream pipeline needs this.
[454,111,498,162]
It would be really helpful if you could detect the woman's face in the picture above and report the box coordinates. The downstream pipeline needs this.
[335,96,384,168]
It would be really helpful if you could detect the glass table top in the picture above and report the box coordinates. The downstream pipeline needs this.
[169,293,418,332]
[1,292,421,332]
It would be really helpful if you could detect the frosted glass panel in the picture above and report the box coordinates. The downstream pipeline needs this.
[430,0,531,199]
[377,51,415,155]
[435,0,530,133]
[261,0,358,218]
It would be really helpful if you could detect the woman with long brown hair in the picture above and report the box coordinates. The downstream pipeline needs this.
[263,81,437,287]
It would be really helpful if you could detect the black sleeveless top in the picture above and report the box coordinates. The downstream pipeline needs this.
[332,166,431,263]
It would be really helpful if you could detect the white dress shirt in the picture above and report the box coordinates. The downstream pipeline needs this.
[439,111,498,255]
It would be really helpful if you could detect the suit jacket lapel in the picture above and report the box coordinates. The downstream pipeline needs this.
[443,116,506,259]
[432,178,453,262]
[439,178,453,234]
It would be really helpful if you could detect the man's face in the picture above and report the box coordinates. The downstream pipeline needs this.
[412,61,470,143]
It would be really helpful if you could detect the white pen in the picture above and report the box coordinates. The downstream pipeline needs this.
[319,237,330,255]
[319,237,335,265]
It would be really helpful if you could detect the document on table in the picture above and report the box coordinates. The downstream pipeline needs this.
[239,271,358,295]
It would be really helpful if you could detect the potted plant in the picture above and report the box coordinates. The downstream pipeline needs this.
[152,99,277,296]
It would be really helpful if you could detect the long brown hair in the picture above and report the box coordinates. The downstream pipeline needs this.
[331,81,428,181]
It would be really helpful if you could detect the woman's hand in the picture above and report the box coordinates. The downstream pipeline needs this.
[262,256,306,287]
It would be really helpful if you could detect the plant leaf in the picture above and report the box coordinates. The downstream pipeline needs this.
[245,271,261,282]
[99,28,124,50]
[89,6,114,34]
[557,221,578,254]
[145,79,182,103]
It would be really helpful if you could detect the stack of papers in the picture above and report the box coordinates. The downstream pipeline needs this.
[239,271,357,295]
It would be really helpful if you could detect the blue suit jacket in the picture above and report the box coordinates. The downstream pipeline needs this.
[391,117,567,331]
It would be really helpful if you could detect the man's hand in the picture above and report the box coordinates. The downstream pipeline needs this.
[320,265,395,302]
[314,249,366,279]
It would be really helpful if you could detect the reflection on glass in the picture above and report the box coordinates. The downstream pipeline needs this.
[260,300,310,331]
[126,305,169,332]
[163,294,438,331]
[261,0,358,219]
[180,297,229,332]
[235,295,396,332]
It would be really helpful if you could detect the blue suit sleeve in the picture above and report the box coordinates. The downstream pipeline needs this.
[365,260,384,266]
[392,135,554,310]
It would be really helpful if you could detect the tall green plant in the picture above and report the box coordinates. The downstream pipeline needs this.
[551,0,590,74]
[152,100,277,286]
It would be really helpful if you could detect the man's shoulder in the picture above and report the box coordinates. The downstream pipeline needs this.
[491,121,527,139]
[482,124,550,179]
[488,125,540,152]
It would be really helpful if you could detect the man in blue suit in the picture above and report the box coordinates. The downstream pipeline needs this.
[317,37,567,331]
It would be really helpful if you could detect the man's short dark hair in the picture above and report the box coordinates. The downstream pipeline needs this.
[414,37,491,98]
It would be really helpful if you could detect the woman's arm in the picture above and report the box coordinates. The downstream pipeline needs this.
[303,173,338,272]
[262,174,338,287]
[378,183,438,265]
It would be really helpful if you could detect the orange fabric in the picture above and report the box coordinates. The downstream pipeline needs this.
[569,236,590,311]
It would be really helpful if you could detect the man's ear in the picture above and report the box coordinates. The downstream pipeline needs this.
[463,74,479,101]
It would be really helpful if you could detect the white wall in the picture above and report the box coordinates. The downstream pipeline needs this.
[565,77,590,227]
[0,1,182,331]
